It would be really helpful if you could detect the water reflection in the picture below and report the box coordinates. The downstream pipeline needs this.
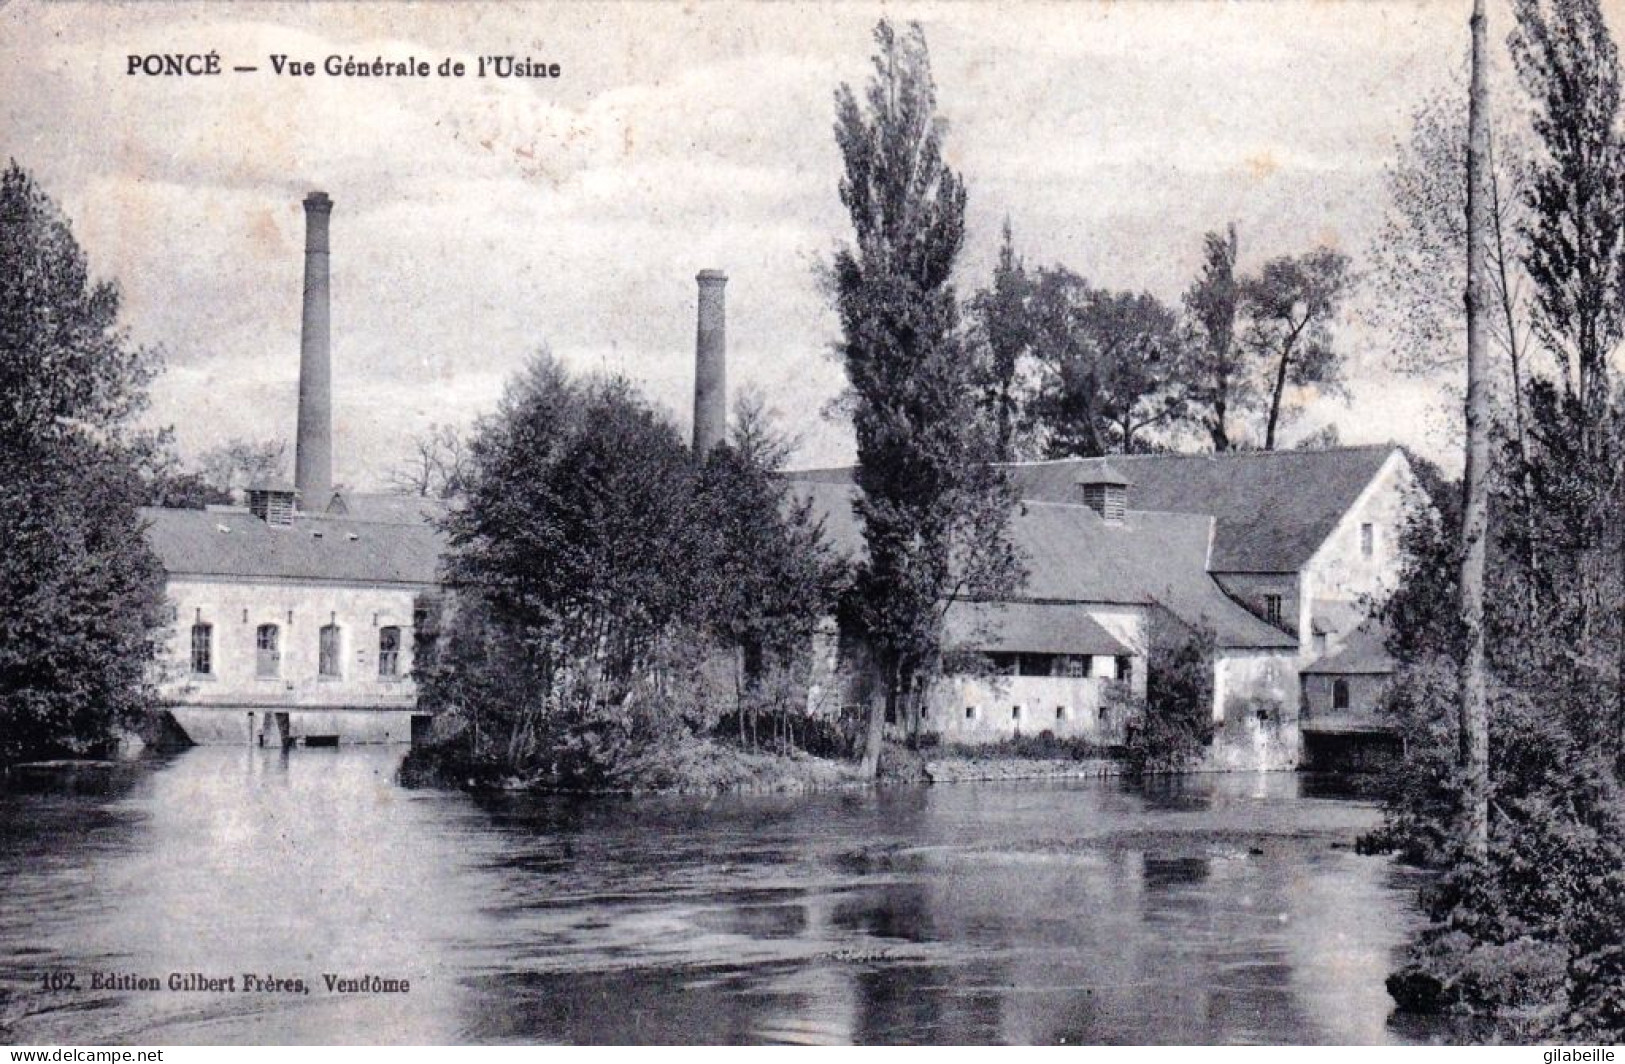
[0,748,1439,1044]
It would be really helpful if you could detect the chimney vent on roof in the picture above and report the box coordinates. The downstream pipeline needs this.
[1076,461,1130,524]
[247,483,298,527]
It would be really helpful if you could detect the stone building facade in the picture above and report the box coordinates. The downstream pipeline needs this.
[143,491,443,746]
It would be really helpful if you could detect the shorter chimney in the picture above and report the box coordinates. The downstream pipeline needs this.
[692,269,728,456]
[1076,461,1130,524]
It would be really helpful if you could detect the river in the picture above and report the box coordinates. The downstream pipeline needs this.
[0,746,1446,1045]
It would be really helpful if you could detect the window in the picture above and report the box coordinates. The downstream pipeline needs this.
[255,624,280,678]
[1056,706,1067,721]
[319,624,342,678]
[1017,653,1057,677]
[378,626,401,678]
[1114,654,1133,683]
[919,706,929,721]
[1011,705,1022,722]
[1099,705,1111,722]
[965,705,977,721]
[190,623,212,675]
[1332,678,1351,711]
[1064,656,1089,678]
[1264,594,1283,625]
[1361,523,1375,558]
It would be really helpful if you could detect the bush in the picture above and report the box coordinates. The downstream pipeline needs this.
[1365,651,1625,1033]
[934,731,1112,762]
[1123,612,1216,777]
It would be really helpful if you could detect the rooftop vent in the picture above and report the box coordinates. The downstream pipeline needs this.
[246,482,298,527]
[1075,460,1130,525]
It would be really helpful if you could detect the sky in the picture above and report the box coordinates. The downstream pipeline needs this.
[0,0,1571,486]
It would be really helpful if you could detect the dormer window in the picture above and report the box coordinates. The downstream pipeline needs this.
[246,482,298,527]
[1076,461,1130,524]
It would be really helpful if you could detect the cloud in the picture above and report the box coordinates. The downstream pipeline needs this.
[0,0,1479,484]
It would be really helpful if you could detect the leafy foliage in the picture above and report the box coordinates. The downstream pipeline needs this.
[1024,268,1184,457]
[1122,611,1217,777]
[830,19,1024,773]
[1180,225,1250,452]
[1239,247,1352,451]
[0,161,167,763]
[416,353,841,788]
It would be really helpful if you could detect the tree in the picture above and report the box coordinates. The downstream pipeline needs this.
[831,20,1023,777]
[1180,224,1251,452]
[1510,0,1625,435]
[1368,73,1545,612]
[389,423,469,499]
[1510,0,1625,742]
[1368,76,1535,391]
[694,416,844,751]
[424,353,842,783]
[967,219,1033,461]
[1026,270,1183,457]
[1460,0,1495,859]
[1239,247,1352,450]
[0,161,166,764]
[197,437,288,497]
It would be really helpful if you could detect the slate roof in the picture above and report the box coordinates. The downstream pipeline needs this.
[942,600,1129,656]
[141,506,443,586]
[322,491,450,525]
[1301,621,1395,676]
[787,445,1400,575]
[787,481,1294,650]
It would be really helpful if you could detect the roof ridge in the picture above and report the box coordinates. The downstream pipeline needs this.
[1003,444,1395,467]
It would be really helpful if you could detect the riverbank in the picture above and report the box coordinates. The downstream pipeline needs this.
[399,734,1134,796]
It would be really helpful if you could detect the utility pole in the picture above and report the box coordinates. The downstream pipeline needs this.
[1458,0,1494,859]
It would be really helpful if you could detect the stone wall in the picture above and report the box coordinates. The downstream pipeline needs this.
[156,577,431,741]
[1300,451,1420,659]
[1210,648,1300,770]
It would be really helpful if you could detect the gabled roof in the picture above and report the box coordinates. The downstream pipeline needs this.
[141,506,443,586]
[787,481,1293,651]
[786,445,1400,574]
[943,600,1129,656]
[1302,621,1395,676]
[1004,446,1399,573]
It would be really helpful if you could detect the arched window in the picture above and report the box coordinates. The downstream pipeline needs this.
[256,624,280,678]
[378,626,401,678]
[1332,678,1351,711]
[319,624,342,678]
[190,623,213,675]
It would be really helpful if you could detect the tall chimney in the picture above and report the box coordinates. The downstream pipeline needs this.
[294,191,334,507]
[692,269,728,456]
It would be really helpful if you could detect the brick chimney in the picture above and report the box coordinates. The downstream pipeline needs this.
[692,269,728,456]
[294,191,334,507]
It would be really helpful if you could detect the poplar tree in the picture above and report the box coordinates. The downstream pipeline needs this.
[1181,225,1249,452]
[831,20,1022,777]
